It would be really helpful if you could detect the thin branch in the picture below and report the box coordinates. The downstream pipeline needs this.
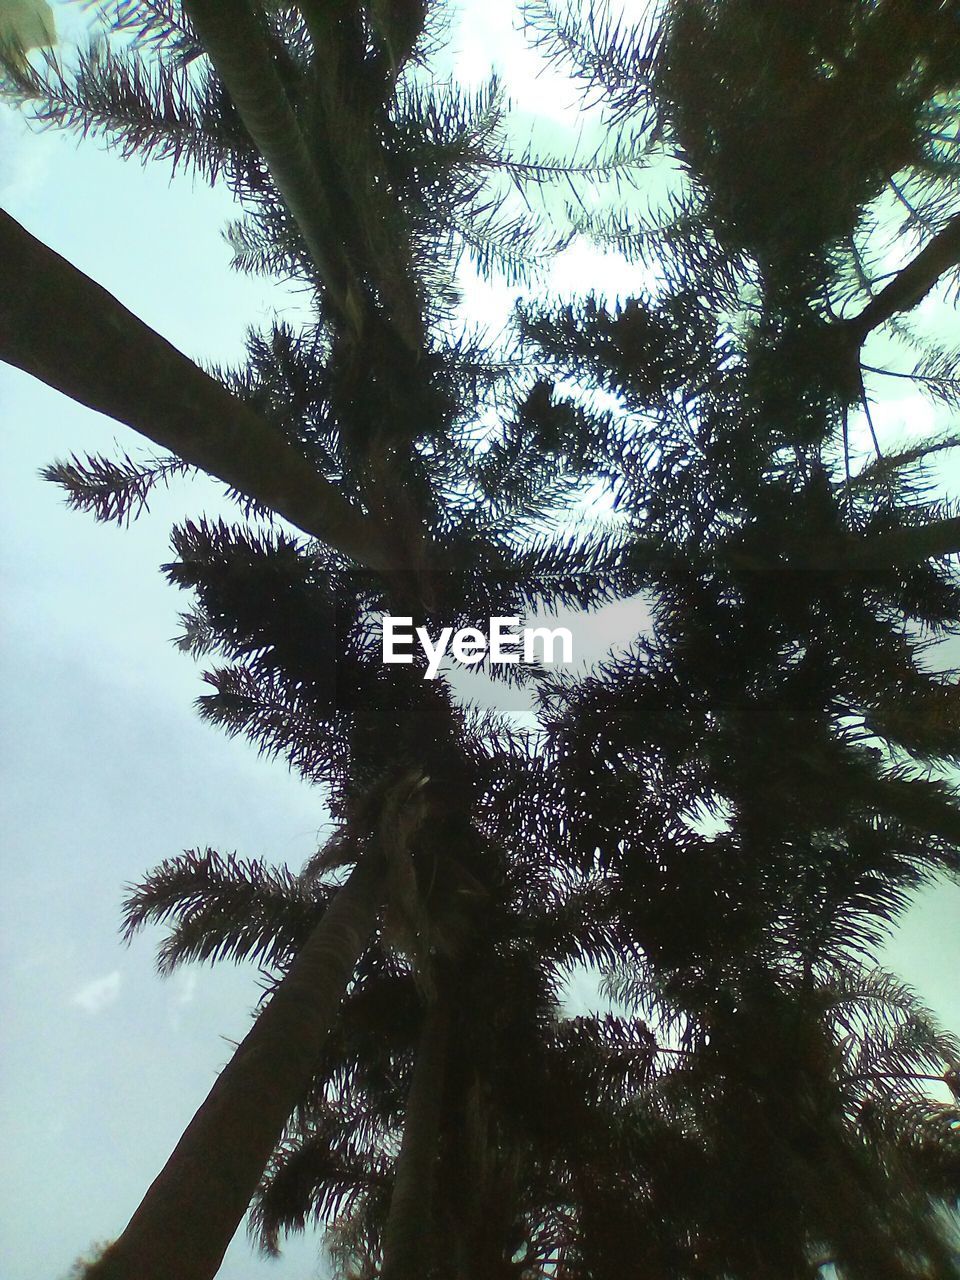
[843,405,853,520]
[846,210,960,342]
[859,388,883,460]
[844,1070,952,1085]
[888,176,936,236]
[862,363,960,389]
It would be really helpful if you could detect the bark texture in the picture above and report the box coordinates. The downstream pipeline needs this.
[0,210,392,570]
[86,854,384,1280]
[380,996,450,1280]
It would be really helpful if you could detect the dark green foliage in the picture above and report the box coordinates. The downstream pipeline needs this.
[654,0,960,290]
[122,847,335,973]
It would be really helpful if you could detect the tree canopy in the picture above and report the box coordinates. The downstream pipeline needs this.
[3,1,960,1278]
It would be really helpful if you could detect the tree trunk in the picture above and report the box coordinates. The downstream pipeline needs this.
[181,0,363,332]
[380,995,450,1280]
[86,853,384,1280]
[0,210,394,571]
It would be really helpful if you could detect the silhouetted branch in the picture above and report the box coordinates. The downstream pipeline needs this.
[0,209,393,571]
[847,211,960,341]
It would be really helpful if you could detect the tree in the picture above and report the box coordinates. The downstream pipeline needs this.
[586,958,960,1279]
[118,767,635,1279]
[513,0,960,1271]
[2,3,632,1276]
[5,0,960,1277]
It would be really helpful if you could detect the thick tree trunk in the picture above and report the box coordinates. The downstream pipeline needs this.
[0,210,394,571]
[380,995,450,1280]
[86,853,384,1280]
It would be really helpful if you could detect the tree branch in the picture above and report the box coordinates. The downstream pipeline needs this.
[0,209,394,570]
[845,516,960,569]
[846,210,960,342]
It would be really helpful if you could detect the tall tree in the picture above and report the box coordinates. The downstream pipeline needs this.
[515,0,960,1271]
[2,3,630,1276]
[5,0,960,1277]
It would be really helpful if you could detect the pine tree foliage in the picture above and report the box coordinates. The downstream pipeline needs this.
[1,21,251,180]
[122,799,631,1274]
[510,0,960,1271]
[5,1,638,571]
[599,957,960,1278]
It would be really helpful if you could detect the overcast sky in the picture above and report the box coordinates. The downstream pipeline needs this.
[2,3,959,1279]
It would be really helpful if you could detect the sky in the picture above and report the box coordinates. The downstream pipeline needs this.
[1,3,959,1279]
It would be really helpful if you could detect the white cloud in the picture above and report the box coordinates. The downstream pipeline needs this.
[175,971,198,1006]
[71,970,121,1014]
[165,970,200,1032]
